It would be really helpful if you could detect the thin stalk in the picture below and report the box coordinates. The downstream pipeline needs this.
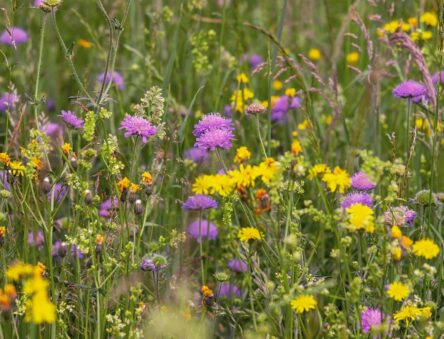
[33,13,48,130]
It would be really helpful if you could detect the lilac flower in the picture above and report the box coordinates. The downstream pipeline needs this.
[341,192,373,209]
[227,259,248,273]
[97,71,125,90]
[48,183,67,203]
[0,92,19,112]
[41,122,63,138]
[217,283,242,298]
[119,115,157,143]
[187,219,218,242]
[271,95,302,123]
[432,71,444,85]
[384,206,417,226]
[46,99,56,112]
[195,128,234,151]
[193,113,234,138]
[184,147,210,163]
[0,27,28,46]
[351,171,376,191]
[0,171,10,190]
[52,241,68,258]
[182,194,218,210]
[224,104,233,117]
[59,110,84,129]
[360,307,384,334]
[392,80,427,101]
[249,54,263,69]
[34,0,42,7]
[28,230,44,247]
[70,244,84,259]
[99,197,119,219]
[140,255,167,272]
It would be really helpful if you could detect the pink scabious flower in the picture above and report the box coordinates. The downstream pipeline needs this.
[187,219,218,242]
[99,197,119,219]
[193,113,234,137]
[351,171,376,191]
[392,80,427,102]
[432,71,444,85]
[41,122,63,138]
[217,283,242,298]
[384,206,417,226]
[59,110,84,129]
[227,259,248,273]
[97,71,125,90]
[0,92,19,112]
[271,95,302,123]
[28,230,44,247]
[184,147,210,163]
[340,192,373,209]
[34,0,42,7]
[0,27,28,46]
[195,128,234,151]
[182,194,218,210]
[360,307,384,334]
[119,115,157,143]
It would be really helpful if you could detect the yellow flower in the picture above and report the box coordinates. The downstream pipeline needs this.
[421,12,438,27]
[25,291,56,324]
[308,48,321,61]
[291,140,302,156]
[272,80,283,91]
[346,52,359,65]
[0,226,5,238]
[412,239,440,259]
[322,166,351,193]
[391,225,402,239]
[77,38,92,48]
[142,171,153,185]
[290,295,317,314]
[394,305,431,325]
[238,227,262,242]
[117,177,131,192]
[236,73,249,84]
[0,153,10,165]
[230,88,254,113]
[255,158,278,185]
[129,183,140,193]
[285,88,296,97]
[96,234,104,245]
[321,114,332,126]
[228,164,259,189]
[407,17,417,27]
[346,203,375,233]
[421,31,432,40]
[9,161,25,176]
[234,146,251,163]
[383,20,403,34]
[400,236,413,251]
[298,119,310,130]
[192,175,212,194]
[6,263,36,281]
[308,164,329,180]
[61,143,71,155]
[392,247,402,261]
[387,282,410,301]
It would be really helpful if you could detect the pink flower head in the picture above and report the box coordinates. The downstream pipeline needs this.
[119,115,157,143]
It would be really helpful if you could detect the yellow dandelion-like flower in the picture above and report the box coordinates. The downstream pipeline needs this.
[308,48,321,61]
[77,38,92,48]
[298,119,310,130]
[290,295,317,314]
[234,146,251,163]
[421,12,438,27]
[391,225,402,239]
[129,183,140,193]
[392,247,402,261]
[0,226,5,238]
[407,17,417,27]
[308,164,329,180]
[322,166,351,193]
[192,175,212,195]
[394,305,431,325]
[228,164,259,189]
[230,88,254,113]
[141,171,153,185]
[61,143,71,155]
[387,282,410,301]
[291,140,302,156]
[346,52,359,65]
[346,203,375,233]
[236,73,249,84]
[412,239,440,259]
[9,161,25,176]
[117,177,131,192]
[238,227,262,242]
[96,234,104,245]
[272,80,283,91]
[255,158,278,185]
[0,153,10,165]
[285,88,296,97]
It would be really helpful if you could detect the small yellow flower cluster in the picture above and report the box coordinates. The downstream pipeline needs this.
[234,146,251,163]
[315,166,351,193]
[6,262,56,324]
[230,74,254,114]
[290,294,317,314]
[192,158,279,196]
[377,12,437,42]
[394,304,432,325]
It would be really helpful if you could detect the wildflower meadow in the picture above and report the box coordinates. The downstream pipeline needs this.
[1,0,444,338]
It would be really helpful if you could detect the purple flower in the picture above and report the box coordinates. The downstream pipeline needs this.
[70,244,84,259]
[341,192,373,209]
[224,104,233,117]
[46,99,56,112]
[351,171,376,191]
[99,197,119,219]
[195,128,234,151]
[249,54,263,69]
[432,71,444,85]
[184,147,210,163]
[119,115,157,143]
[0,92,19,112]
[182,194,218,210]
[59,110,84,129]
[28,230,44,247]
[217,283,242,298]
[97,71,125,90]
[393,80,427,101]
[41,122,63,138]
[360,307,384,334]
[0,27,28,46]
[227,259,248,273]
[52,241,68,258]
[140,256,167,272]
[384,206,417,226]
[0,171,10,190]
[34,0,42,7]
[271,96,301,123]
[193,113,234,138]
[187,219,218,242]
[48,183,67,203]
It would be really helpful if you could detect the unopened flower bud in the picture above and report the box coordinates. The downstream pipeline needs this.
[246,102,266,115]
[42,177,51,194]
[134,199,143,215]
[84,189,93,205]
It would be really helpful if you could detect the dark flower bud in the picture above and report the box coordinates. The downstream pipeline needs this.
[134,199,143,215]
[58,242,68,258]
[84,189,93,205]
[96,244,102,255]
[42,177,51,194]
[70,157,78,170]
[120,189,127,202]
[128,191,137,204]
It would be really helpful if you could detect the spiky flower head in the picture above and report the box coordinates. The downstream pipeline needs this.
[119,115,157,143]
